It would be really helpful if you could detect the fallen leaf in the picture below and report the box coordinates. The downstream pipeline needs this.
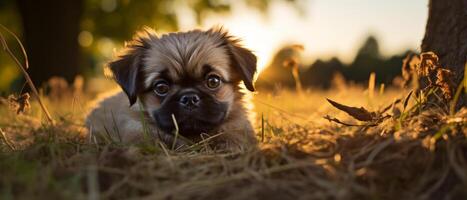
[8,93,30,114]
[326,98,376,121]
[436,68,454,100]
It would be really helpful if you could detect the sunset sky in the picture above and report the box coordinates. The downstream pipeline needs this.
[176,0,428,71]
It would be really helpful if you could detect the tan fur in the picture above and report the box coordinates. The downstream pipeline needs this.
[86,90,256,150]
[86,27,257,151]
[143,29,233,88]
[86,92,150,143]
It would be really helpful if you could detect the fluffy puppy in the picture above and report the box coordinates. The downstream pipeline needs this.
[86,27,257,151]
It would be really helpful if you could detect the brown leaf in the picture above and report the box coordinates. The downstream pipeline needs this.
[436,68,455,100]
[419,52,440,77]
[403,90,413,110]
[8,93,30,114]
[326,98,376,121]
[401,53,419,86]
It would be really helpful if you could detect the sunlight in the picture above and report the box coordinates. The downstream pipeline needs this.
[176,1,288,73]
[176,0,427,72]
[207,20,277,73]
[200,2,297,73]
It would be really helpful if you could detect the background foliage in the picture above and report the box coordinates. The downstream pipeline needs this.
[0,0,412,93]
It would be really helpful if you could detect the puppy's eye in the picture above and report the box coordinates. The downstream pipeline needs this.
[154,80,170,96]
[206,74,221,89]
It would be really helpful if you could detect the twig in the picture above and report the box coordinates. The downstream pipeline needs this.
[0,24,54,124]
[158,141,175,168]
[185,131,227,151]
[324,114,390,127]
[323,115,372,127]
[0,25,28,69]
[0,128,15,150]
[171,114,179,150]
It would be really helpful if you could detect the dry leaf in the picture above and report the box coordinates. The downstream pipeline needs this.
[436,68,455,100]
[401,53,419,86]
[401,51,457,101]
[419,52,440,77]
[8,93,30,114]
[326,98,376,121]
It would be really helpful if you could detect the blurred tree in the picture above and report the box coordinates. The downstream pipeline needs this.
[258,36,411,91]
[355,36,381,59]
[2,0,299,87]
[83,0,230,42]
[343,36,407,86]
[378,52,408,84]
[17,0,84,87]
[344,36,384,83]
[302,58,344,89]
[0,0,22,93]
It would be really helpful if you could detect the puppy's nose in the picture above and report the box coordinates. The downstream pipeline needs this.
[179,93,200,108]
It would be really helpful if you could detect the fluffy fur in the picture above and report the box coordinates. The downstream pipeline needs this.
[86,27,257,151]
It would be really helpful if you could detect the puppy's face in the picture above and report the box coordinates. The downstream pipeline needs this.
[109,28,256,138]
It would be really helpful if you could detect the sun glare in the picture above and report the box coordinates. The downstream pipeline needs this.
[173,0,427,74]
[201,14,279,73]
[176,2,286,73]
[214,21,277,73]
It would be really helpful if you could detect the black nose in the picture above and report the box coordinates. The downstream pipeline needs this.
[179,93,201,108]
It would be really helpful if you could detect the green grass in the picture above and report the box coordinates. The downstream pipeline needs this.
[0,85,466,200]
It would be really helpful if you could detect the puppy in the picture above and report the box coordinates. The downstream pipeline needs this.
[86,27,257,151]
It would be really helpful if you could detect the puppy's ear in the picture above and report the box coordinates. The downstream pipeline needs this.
[108,29,155,106]
[227,42,257,91]
[213,28,257,91]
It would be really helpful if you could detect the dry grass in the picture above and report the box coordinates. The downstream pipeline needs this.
[0,84,466,200]
[1,22,465,200]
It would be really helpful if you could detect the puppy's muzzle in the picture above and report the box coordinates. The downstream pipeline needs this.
[179,92,200,110]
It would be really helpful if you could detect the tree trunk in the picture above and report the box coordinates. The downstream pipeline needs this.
[16,0,83,86]
[421,0,467,90]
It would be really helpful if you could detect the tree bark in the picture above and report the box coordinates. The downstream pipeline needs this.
[421,0,467,88]
[16,0,83,86]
